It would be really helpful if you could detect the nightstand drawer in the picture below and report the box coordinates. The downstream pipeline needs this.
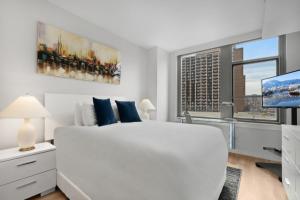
[295,138,300,170]
[0,169,56,200]
[282,128,295,161]
[0,150,55,186]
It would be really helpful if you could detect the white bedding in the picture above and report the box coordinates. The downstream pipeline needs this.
[54,121,228,200]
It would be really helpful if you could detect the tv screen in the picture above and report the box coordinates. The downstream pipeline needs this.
[262,70,300,108]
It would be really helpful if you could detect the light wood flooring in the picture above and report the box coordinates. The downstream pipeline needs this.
[30,153,287,200]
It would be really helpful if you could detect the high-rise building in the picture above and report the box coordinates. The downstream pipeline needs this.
[180,48,220,115]
[233,48,246,113]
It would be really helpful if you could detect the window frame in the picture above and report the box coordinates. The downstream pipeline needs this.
[231,36,285,124]
[232,57,280,123]
[177,36,286,124]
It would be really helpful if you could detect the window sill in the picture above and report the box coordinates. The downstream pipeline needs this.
[178,116,282,130]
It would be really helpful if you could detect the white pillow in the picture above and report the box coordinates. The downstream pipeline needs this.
[74,103,83,126]
[81,103,97,126]
[111,101,120,121]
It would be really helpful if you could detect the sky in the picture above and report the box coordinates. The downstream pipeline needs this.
[235,37,278,61]
[234,37,278,95]
[243,61,276,95]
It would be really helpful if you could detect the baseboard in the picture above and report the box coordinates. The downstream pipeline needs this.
[229,151,281,163]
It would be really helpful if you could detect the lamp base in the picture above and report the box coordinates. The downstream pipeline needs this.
[19,146,35,152]
[141,112,150,120]
[18,118,37,152]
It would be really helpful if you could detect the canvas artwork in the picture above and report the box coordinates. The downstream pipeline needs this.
[37,22,121,84]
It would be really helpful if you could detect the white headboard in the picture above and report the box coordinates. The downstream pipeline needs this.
[44,93,127,141]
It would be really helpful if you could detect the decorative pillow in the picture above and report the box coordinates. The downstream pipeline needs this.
[74,103,83,126]
[81,103,97,126]
[93,98,117,126]
[115,100,141,123]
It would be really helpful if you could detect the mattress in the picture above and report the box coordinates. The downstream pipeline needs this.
[54,121,228,200]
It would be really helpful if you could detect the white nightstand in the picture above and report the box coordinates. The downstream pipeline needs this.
[0,142,56,200]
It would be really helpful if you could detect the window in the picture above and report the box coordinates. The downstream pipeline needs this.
[232,37,279,62]
[177,37,283,123]
[232,37,279,122]
[179,48,221,118]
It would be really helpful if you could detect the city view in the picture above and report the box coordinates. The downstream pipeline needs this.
[233,37,278,120]
[180,48,221,118]
[181,37,279,121]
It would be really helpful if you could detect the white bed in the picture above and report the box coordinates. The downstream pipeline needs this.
[45,93,228,200]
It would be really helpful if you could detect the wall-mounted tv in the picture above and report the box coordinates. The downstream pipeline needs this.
[262,70,300,108]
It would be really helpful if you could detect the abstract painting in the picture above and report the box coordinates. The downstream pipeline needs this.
[37,22,121,84]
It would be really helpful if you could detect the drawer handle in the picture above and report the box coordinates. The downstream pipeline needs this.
[16,160,36,167]
[16,181,37,189]
[283,135,289,141]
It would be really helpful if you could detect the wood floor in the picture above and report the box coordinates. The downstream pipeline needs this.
[228,153,287,200]
[30,153,287,200]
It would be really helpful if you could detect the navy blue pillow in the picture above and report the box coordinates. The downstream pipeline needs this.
[115,101,141,123]
[93,98,117,126]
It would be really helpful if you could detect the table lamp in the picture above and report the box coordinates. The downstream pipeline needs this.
[0,95,50,151]
[139,99,155,120]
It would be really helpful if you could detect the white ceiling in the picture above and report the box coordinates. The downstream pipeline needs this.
[48,0,265,51]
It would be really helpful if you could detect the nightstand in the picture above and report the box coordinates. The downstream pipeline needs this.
[0,142,56,200]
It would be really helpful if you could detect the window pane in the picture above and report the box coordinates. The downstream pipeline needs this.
[233,60,277,121]
[232,37,278,62]
[180,49,221,118]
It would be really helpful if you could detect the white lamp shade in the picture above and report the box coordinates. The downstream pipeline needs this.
[140,99,156,112]
[0,95,50,119]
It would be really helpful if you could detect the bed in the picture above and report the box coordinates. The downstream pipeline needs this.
[45,93,228,200]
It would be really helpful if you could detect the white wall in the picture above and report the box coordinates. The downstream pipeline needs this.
[0,0,148,149]
[146,47,169,121]
[262,0,300,38]
[233,123,281,161]
[156,48,169,121]
[146,48,158,119]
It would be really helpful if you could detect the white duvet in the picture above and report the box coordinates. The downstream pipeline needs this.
[55,121,228,200]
